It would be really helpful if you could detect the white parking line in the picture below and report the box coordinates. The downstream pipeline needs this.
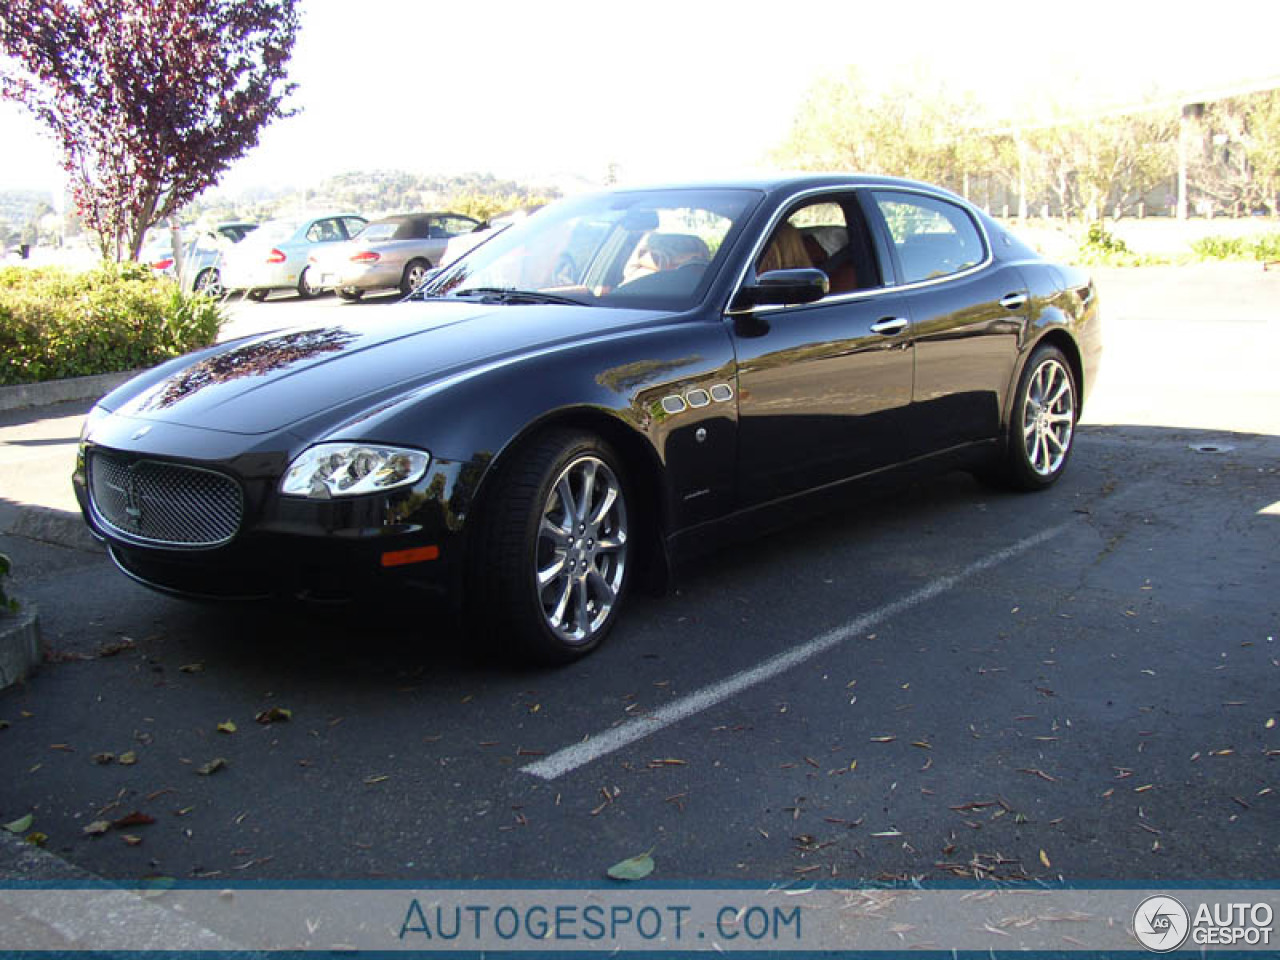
[522,521,1073,781]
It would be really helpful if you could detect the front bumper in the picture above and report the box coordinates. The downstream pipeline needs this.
[75,445,477,602]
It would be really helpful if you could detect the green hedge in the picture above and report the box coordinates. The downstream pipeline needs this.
[0,263,223,386]
[1191,232,1280,261]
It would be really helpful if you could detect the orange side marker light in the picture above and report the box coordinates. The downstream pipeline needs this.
[381,545,440,567]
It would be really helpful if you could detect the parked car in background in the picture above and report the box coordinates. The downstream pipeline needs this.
[439,205,542,267]
[308,212,482,300]
[143,221,258,295]
[220,213,367,300]
[74,175,1100,664]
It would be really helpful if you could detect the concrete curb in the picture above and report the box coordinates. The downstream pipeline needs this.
[0,503,102,554]
[0,836,250,951]
[0,601,40,692]
[0,369,140,413]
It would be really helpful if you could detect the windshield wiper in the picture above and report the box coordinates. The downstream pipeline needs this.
[451,287,585,306]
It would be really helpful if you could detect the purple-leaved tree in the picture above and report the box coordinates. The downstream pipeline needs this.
[0,0,300,260]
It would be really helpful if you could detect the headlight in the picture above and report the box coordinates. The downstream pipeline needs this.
[281,443,430,499]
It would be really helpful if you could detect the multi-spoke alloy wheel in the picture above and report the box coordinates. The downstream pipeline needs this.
[1000,344,1077,490]
[535,455,628,646]
[1020,355,1075,477]
[469,431,634,664]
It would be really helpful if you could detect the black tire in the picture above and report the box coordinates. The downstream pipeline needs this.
[193,267,223,297]
[296,267,318,299]
[399,258,433,297]
[988,344,1078,491]
[246,288,269,302]
[467,430,633,664]
[336,287,363,302]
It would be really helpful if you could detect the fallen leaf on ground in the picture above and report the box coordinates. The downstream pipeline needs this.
[255,707,292,724]
[113,812,156,828]
[607,852,655,881]
[3,814,34,834]
[118,751,138,766]
[216,721,237,734]
[179,663,204,673]
[1039,849,1052,868]
[122,835,142,846]
[83,820,111,836]
[196,758,227,776]
[92,753,115,765]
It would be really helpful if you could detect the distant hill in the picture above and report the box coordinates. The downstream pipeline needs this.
[186,169,582,225]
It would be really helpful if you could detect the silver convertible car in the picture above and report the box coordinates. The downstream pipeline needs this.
[308,212,483,300]
[75,175,1101,664]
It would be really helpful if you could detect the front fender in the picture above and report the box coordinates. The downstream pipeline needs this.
[318,318,741,534]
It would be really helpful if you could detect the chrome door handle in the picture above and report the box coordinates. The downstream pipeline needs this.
[869,317,909,336]
[1000,292,1028,310]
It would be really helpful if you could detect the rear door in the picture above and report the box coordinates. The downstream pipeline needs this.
[861,189,1028,456]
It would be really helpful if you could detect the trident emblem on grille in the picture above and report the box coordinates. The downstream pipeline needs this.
[106,466,144,530]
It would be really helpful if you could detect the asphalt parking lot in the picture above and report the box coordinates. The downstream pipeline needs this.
[0,264,1276,886]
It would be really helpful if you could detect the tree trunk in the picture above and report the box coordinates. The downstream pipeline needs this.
[129,187,161,262]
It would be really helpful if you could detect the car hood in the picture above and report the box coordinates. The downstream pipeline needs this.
[107,300,667,435]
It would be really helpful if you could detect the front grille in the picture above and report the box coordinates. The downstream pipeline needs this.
[88,451,243,548]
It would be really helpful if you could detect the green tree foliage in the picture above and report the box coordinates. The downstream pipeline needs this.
[0,0,300,262]
[1021,106,1176,220]
[1193,90,1280,216]
[773,66,987,193]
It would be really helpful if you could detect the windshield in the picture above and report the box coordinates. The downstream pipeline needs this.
[423,188,760,311]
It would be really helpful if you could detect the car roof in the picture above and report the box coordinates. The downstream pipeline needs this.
[370,212,470,223]
[605,173,969,203]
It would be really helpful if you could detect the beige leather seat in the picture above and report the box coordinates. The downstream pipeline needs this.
[622,232,711,285]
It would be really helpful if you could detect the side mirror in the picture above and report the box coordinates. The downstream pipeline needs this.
[732,268,829,311]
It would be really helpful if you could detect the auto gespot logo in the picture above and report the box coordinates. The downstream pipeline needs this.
[1134,895,1275,951]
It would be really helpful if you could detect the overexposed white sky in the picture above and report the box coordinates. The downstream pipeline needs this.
[2,0,1279,199]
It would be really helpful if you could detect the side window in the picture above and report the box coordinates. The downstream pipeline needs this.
[439,216,479,238]
[756,196,876,296]
[341,217,367,240]
[872,192,984,284]
[306,219,343,243]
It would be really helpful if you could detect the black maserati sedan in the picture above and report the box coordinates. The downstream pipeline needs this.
[75,175,1101,663]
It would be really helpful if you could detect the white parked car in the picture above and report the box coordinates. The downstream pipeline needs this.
[220,213,367,300]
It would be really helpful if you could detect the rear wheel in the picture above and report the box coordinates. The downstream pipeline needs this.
[468,431,632,664]
[399,258,433,296]
[296,267,319,299]
[990,344,1078,490]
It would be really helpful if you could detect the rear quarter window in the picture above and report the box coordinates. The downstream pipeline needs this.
[872,192,985,284]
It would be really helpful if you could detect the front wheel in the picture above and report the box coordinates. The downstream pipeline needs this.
[193,267,223,297]
[994,344,1078,490]
[468,431,632,664]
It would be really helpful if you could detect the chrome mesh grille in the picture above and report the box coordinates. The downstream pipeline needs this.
[88,452,243,548]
